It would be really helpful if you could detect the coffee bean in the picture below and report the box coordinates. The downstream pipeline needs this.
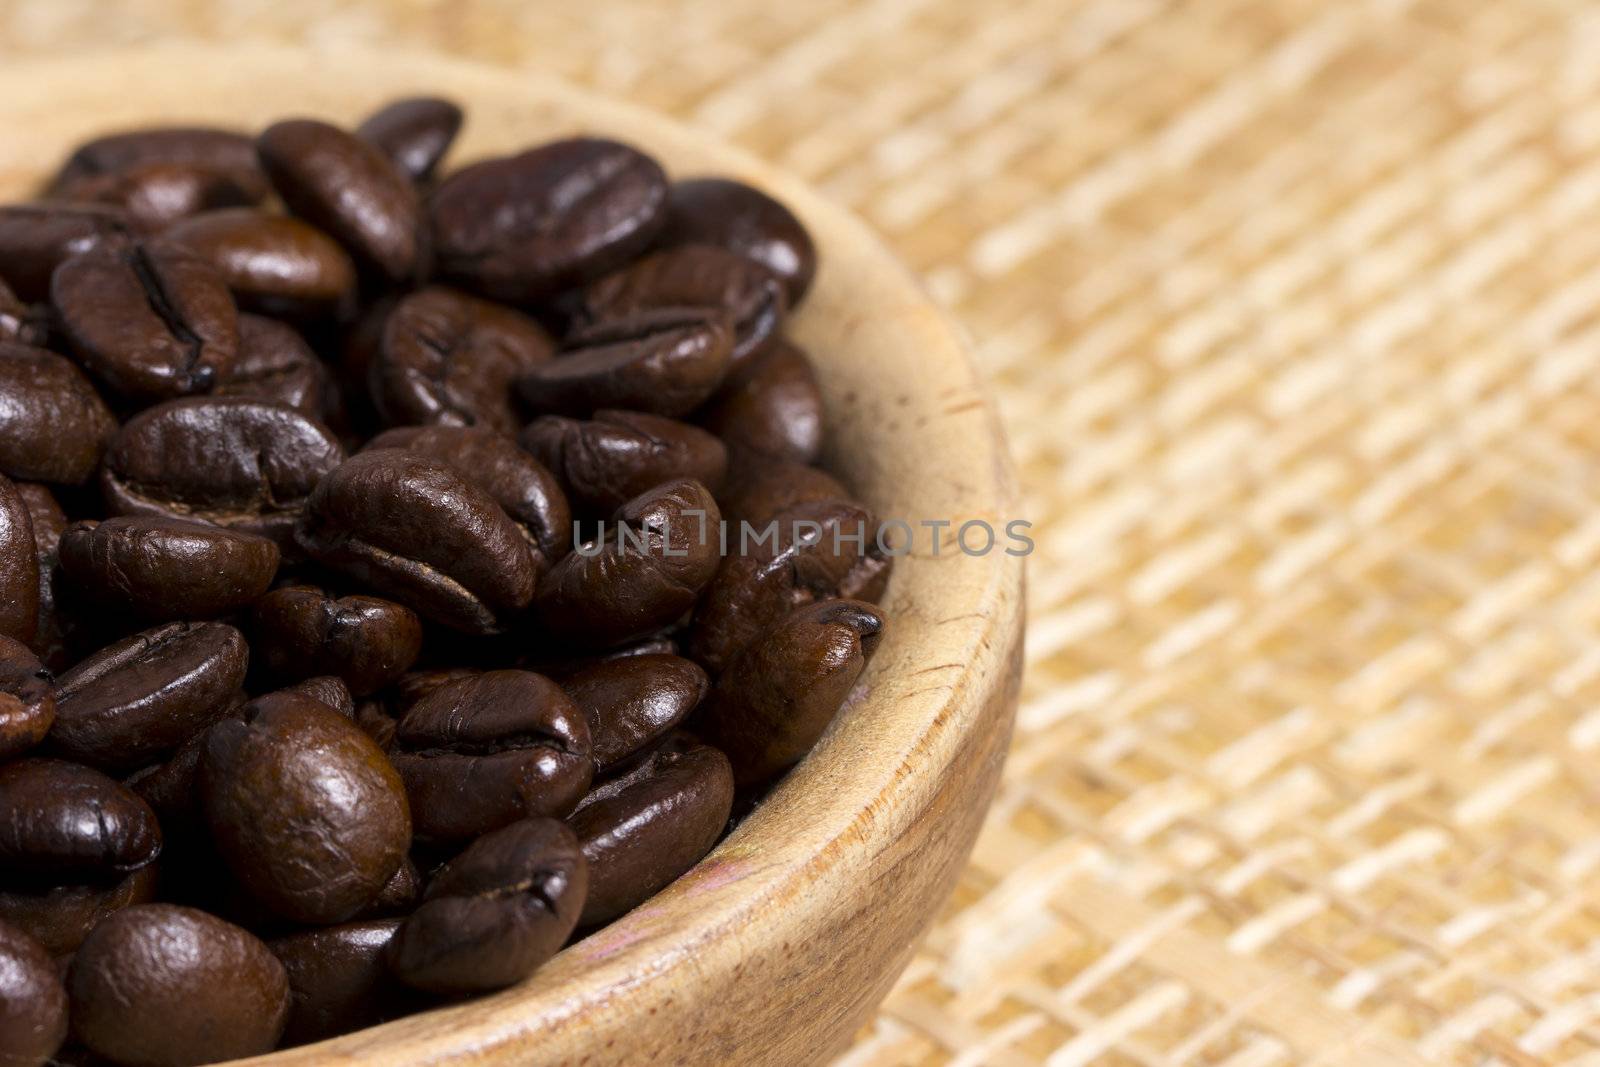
[52,243,238,402]
[0,203,132,302]
[716,458,851,528]
[370,285,554,434]
[269,919,407,1046]
[258,119,423,283]
[520,409,727,517]
[521,634,681,681]
[392,670,593,842]
[295,449,538,634]
[251,585,422,696]
[12,483,68,669]
[0,917,68,1067]
[49,127,267,204]
[52,621,249,772]
[561,654,707,774]
[429,137,668,301]
[568,735,733,925]
[159,208,359,321]
[281,674,356,718]
[698,339,824,464]
[0,342,117,486]
[0,637,54,762]
[357,97,463,184]
[67,904,289,1066]
[519,308,731,419]
[200,692,411,924]
[387,817,586,994]
[359,856,421,918]
[0,278,47,347]
[0,865,160,956]
[0,474,40,646]
[51,161,264,233]
[354,699,398,752]
[216,314,333,418]
[694,600,884,786]
[0,758,161,882]
[60,516,280,622]
[660,177,818,305]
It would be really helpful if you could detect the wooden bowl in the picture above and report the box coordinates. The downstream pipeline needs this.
[0,45,1025,1067]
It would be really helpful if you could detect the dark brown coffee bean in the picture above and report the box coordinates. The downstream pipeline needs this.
[584,244,785,371]
[0,637,54,763]
[52,621,249,772]
[0,918,68,1067]
[0,278,47,347]
[295,449,538,634]
[387,817,586,994]
[0,342,117,486]
[258,119,423,283]
[102,396,345,548]
[159,208,359,321]
[717,459,850,528]
[0,474,39,646]
[215,313,332,418]
[68,904,289,1066]
[519,308,731,418]
[660,177,818,305]
[568,735,733,925]
[0,203,132,302]
[51,162,263,233]
[354,699,398,752]
[357,97,463,183]
[0,865,159,956]
[60,517,280,621]
[49,127,267,204]
[269,919,407,1046]
[369,286,553,434]
[281,675,356,718]
[520,634,681,681]
[201,692,411,924]
[366,424,571,563]
[392,671,593,843]
[52,243,238,402]
[694,599,885,786]
[251,585,422,696]
[358,856,421,918]
[0,759,161,881]
[12,483,68,670]
[533,479,721,647]
[520,409,727,518]
[562,655,707,774]
[698,339,824,464]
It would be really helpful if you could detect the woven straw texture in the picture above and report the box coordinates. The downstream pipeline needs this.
[8,1,1600,1063]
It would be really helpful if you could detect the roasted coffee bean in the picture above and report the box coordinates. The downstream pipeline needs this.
[389,668,480,715]
[52,621,249,772]
[49,126,267,204]
[584,244,785,370]
[387,817,586,994]
[698,339,824,464]
[52,162,263,233]
[0,637,54,762]
[520,409,727,518]
[258,119,423,283]
[0,917,68,1067]
[0,278,46,347]
[216,314,332,418]
[430,137,668,301]
[201,692,411,924]
[357,97,463,183]
[0,865,159,956]
[370,285,554,434]
[0,758,161,881]
[0,342,117,486]
[160,208,359,321]
[0,474,39,646]
[354,700,398,752]
[14,483,69,670]
[366,424,570,563]
[281,675,356,718]
[360,856,421,918]
[694,599,885,787]
[533,479,721,648]
[518,307,731,418]
[392,670,592,842]
[102,396,344,547]
[296,449,538,634]
[52,243,237,402]
[521,634,681,681]
[717,458,851,528]
[68,904,289,1066]
[562,655,707,775]
[568,735,733,925]
[269,918,407,1046]
[0,203,131,302]
[251,585,422,696]
[660,177,818,305]
[60,516,280,622]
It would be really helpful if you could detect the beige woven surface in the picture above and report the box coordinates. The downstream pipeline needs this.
[8,1,1600,1063]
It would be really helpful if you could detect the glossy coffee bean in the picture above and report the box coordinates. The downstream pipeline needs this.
[698,339,824,464]
[269,919,407,1046]
[584,244,786,370]
[429,137,668,301]
[533,479,721,647]
[0,278,46,347]
[561,654,707,774]
[159,208,359,321]
[258,119,423,283]
[568,735,733,925]
[357,97,463,183]
[387,817,587,994]
[296,449,539,634]
[717,459,850,527]
[0,342,117,486]
[0,865,160,956]
[360,856,421,918]
[12,483,67,670]
[0,474,39,646]
[251,585,422,696]
[60,516,280,621]
[0,637,54,762]
[0,203,131,301]
[52,161,263,233]
[0,758,161,881]
[102,396,345,547]
[370,285,554,434]
[282,674,356,718]
[68,904,289,1066]
[521,634,681,681]
[694,599,885,786]
[392,670,593,842]
[216,313,332,418]
[660,177,818,305]
[52,243,238,402]
[201,692,411,924]
[49,126,267,204]
[520,409,727,518]
[0,918,68,1067]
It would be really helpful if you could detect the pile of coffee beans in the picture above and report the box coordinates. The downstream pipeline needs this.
[0,96,891,1065]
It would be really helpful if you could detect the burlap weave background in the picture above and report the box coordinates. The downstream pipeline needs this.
[7,1,1598,1063]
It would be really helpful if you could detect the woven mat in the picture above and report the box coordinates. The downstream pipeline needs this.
[9,1,1600,1063]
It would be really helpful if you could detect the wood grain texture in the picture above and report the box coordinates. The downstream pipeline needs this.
[0,45,1023,1066]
